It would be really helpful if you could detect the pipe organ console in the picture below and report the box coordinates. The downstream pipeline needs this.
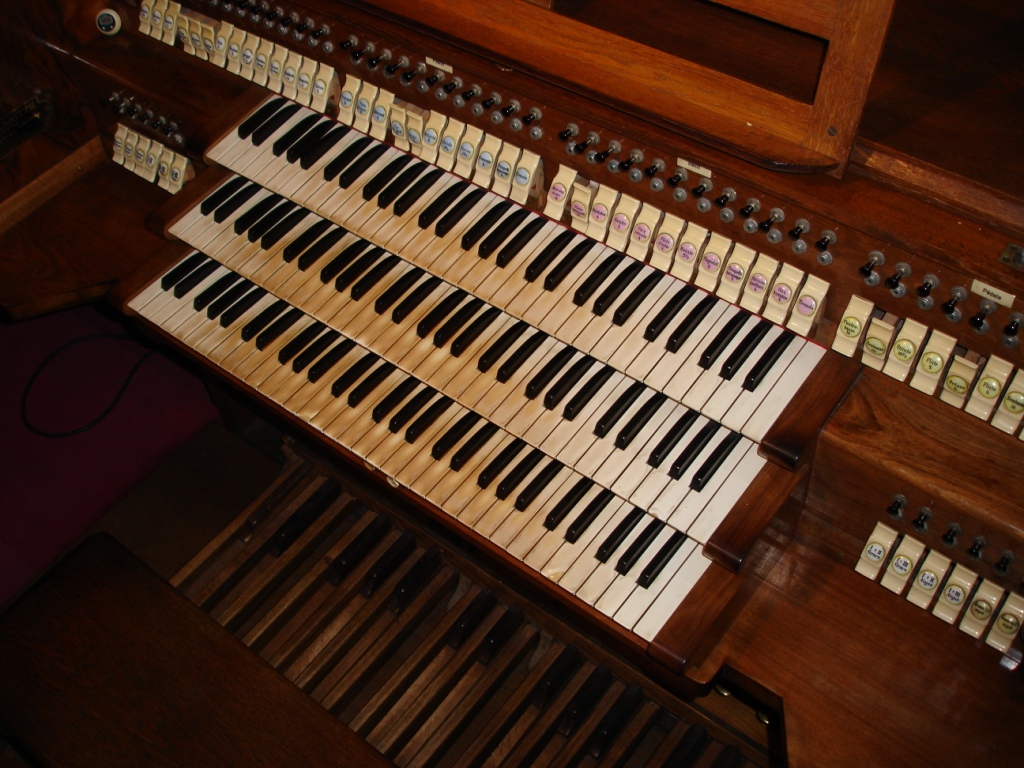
[2,0,1022,764]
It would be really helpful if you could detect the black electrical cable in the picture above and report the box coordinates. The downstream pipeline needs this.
[20,334,155,438]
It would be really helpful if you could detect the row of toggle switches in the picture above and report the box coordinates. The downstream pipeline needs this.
[857,521,1024,654]
[140,1,339,113]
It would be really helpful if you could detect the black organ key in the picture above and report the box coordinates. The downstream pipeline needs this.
[586,682,645,759]
[524,229,576,282]
[261,207,311,249]
[558,666,612,737]
[241,299,289,341]
[697,310,749,369]
[451,306,502,357]
[416,289,469,337]
[296,227,348,272]
[544,477,597,531]
[328,511,391,584]
[431,411,482,460]
[254,307,303,350]
[514,459,565,511]
[392,168,445,215]
[478,320,530,372]
[595,507,645,563]
[433,298,486,348]
[476,605,522,664]
[434,188,488,237]
[292,329,341,372]
[615,392,668,449]
[282,219,333,263]
[247,200,299,242]
[361,530,416,598]
[417,180,470,229]
[323,135,374,182]
[612,270,664,326]
[573,251,626,306]
[193,272,242,311]
[233,193,283,235]
[375,267,427,314]
[300,125,350,169]
[720,319,773,379]
[348,361,397,406]
[530,645,582,709]
[248,102,300,145]
[277,321,327,364]
[562,365,616,421]
[335,247,386,292]
[271,113,322,157]
[392,276,443,322]
[376,162,427,209]
[543,238,598,291]
[543,356,597,410]
[637,531,687,588]
[330,351,381,398]
[644,284,697,341]
[320,239,371,283]
[460,200,514,251]
[337,143,390,188]
[372,377,420,422]
[286,120,334,163]
[388,386,438,432]
[351,254,401,300]
[213,182,261,223]
[615,518,664,574]
[497,331,549,383]
[690,430,743,491]
[666,295,718,353]
[495,448,546,500]
[496,216,548,269]
[173,260,220,298]
[200,177,248,216]
[477,438,527,489]
[647,409,700,468]
[405,396,455,442]
[161,252,208,291]
[524,346,577,399]
[744,330,796,391]
[592,259,644,316]
[564,488,616,542]
[450,422,500,470]
[477,208,534,259]
[668,421,721,480]
[390,548,442,611]
[270,477,341,556]
[594,380,646,437]
[219,286,267,326]
[446,589,497,649]
[237,98,288,140]
[308,338,356,383]
[361,154,415,201]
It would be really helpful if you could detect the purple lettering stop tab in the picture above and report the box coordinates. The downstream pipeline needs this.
[633,223,651,242]
[677,242,697,262]
[655,233,674,252]
[772,283,792,303]
[549,183,566,201]
[701,252,721,272]
[612,213,629,231]
[591,204,608,222]
[724,263,745,283]
[797,295,817,315]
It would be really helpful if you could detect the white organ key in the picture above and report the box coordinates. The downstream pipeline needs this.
[741,341,824,441]
[595,525,676,617]
[700,323,783,423]
[633,546,712,641]
[576,511,652,605]
[614,535,697,631]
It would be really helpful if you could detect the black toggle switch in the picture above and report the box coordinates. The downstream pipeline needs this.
[559,127,575,141]
[886,498,905,519]
[522,111,538,124]
[885,271,905,290]
[481,96,497,108]
[667,173,683,187]
[425,73,441,86]
[461,88,478,101]
[917,281,934,298]
[691,179,710,198]
[339,38,355,50]
[912,510,930,531]
[572,140,590,154]
[1005,318,1020,337]
[996,553,1013,575]
[385,61,402,76]
[941,294,962,314]
[368,52,386,67]
[967,538,985,559]
[351,48,368,62]
[713,193,731,208]
[859,258,879,279]
[942,525,960,546]
[443,80,460,93]
[969,310,988,331]
[594,147,615,163]
[815,233,834,251]
[788,223,807,241]
[739,203,755,218]
[310,26,327,40]
[401,69,417,84]
[501,102,518,117]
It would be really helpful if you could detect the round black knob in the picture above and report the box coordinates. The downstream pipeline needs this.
[859,259,878,279]
[310,27,327,40]
[522,111,538,125]
[644,163,661,178]
[619,157,636,171]
[885,272,904,290]
[351,48,367,62]
[572,140,590,154]
[714,193,731,208]
[295,21,310,34]
[443,80,459,93]
[1004,319,1020,337]
[236,0,250,9]
[425,73,441,86]
[594,147,615,163]
[125,103,140,117]
[757,216,775,233]
[461,89,477,102]
[558,127,574,142]
[279,15,295,28]
[500,103,518,117]
[996,554,1013,574]
[969,311,988,330]
[401,69,417,84]
[916,281,933,298]
[692,180,710,198]
[481,96,497,109]
[912,511,929,531]
[368,53,386,68]
[967,539,985,559]
[815,234,833,251]
[667,174,683,187]
[788,224,806,241]
[739,204,755,218]
[385,61,402,76]
[942,526,959,546]
[264,10,279,22]
[886,499,904,519]
[941,295,962,314]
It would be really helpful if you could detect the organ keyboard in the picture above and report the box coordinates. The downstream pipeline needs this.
[2,0,1023,765]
